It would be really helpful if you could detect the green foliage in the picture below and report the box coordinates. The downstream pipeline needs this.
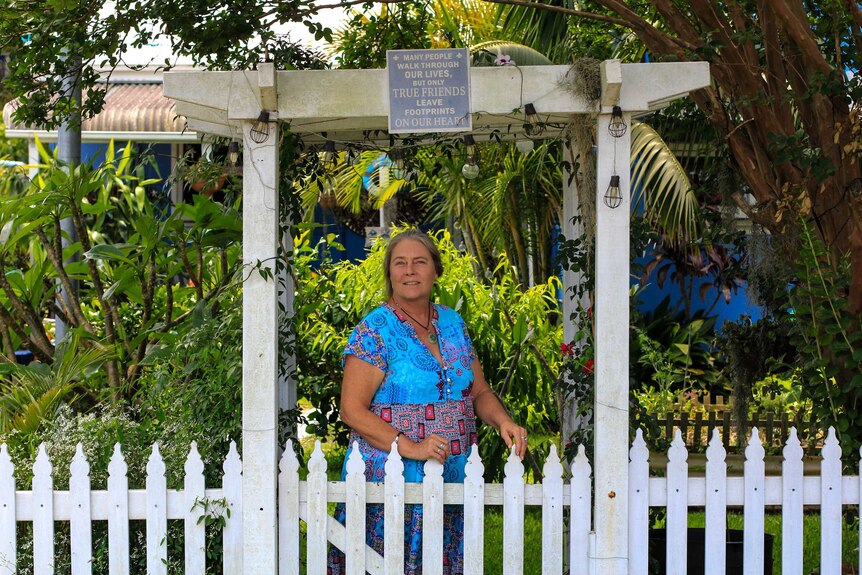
[0,119,27,165]
[716,316,797,439]
[633,299,719,391]
[329,3,433,68]
[133,292,243,483]
[0,1,331,129]
[294,228,562,480]
[0,142,243,398]
[1,405,229,574]
[0,334,110,434]
[786,219,862,462]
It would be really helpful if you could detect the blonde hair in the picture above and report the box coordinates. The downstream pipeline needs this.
[382,229,444,298]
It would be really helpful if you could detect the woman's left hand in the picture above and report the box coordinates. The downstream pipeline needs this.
[498,420,528,459]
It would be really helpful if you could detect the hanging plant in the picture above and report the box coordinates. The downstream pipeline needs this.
[185,161,229,197]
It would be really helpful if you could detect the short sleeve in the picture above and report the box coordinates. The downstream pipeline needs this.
[458,314,477,365]
[343,318,388,372]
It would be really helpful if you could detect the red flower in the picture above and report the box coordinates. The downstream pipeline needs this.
[582,359,594,375]
[561,342,575,357]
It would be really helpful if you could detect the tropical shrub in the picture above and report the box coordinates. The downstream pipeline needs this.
[785,220,862,463]
[0,141,243,400]
[1,405,227,574]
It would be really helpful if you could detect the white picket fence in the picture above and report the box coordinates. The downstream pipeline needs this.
[0,426,860,574]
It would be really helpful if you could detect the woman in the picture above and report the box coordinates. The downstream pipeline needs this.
[328,229,528,575]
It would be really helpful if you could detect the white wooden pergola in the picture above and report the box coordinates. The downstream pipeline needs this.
[164,59,709,575]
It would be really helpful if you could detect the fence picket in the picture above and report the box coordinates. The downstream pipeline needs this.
[704,429,727,575]
[146,443,167,575]
[542,445,564,575]
[70,444,93,575]
[0,444,14,575]
[666,430,688,575]
[781,428,804,575]
[383,440,405,575]
[223,441,243,575]
[463,446,484,575]
[33,444,54,575]
[306,441,328,575]
[422,458,444,575]
[503,446,525,575]
[570,445,591,575]
[107,443,129,575]
[279,441,300,575]
[345,442,366,575]
[628,431,649,575]
[184,442,206,575]
[820,428,842,575]
[743,429,765,575]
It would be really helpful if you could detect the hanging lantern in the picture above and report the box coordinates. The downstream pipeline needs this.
[604,175,623,209]
[250,110,271,144]
[608,106,627,138]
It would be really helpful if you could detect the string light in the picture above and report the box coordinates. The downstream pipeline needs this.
[515,138,534,154]
[389,148,405,180]
[250,110,271,144]
[604,175,622,209]
[345,147,360,166]
[608,106,627,138]
[227,141,240,165]
[523,103,545,137]
[462,134,480,180]
[321,140,338,167]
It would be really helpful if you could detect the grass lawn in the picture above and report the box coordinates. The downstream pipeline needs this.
[296,506,857,574]
[687,511,859,575]
[481,509,859,575]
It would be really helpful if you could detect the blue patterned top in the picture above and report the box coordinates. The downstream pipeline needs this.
[341,303,479,482]
[345,303,477,404]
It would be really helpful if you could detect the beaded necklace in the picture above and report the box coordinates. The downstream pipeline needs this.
[391,297,438,344]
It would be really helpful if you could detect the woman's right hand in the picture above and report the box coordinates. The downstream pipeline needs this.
[400,433,450,464]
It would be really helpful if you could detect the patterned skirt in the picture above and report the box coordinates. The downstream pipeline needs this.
[327,399,477,575]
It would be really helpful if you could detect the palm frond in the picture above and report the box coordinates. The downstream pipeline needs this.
[0,335,109,434]
[630,121,700,245]
[496,1,576,63]
[470,40,554,66]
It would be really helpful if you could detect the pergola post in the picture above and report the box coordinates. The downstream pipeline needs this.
[241,76,281,572]
[592,60,631,575]
[561,139,591,445]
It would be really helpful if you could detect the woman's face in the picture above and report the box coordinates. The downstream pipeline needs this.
[389,239,438,303]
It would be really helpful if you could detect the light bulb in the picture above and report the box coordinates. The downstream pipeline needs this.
[604,175,622,209]
[389,148,405,179]
[515,139,534,154]
[321,140,337,167]
[227,141,240,165]
[523,103,545,137]
[462,163,480,179]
